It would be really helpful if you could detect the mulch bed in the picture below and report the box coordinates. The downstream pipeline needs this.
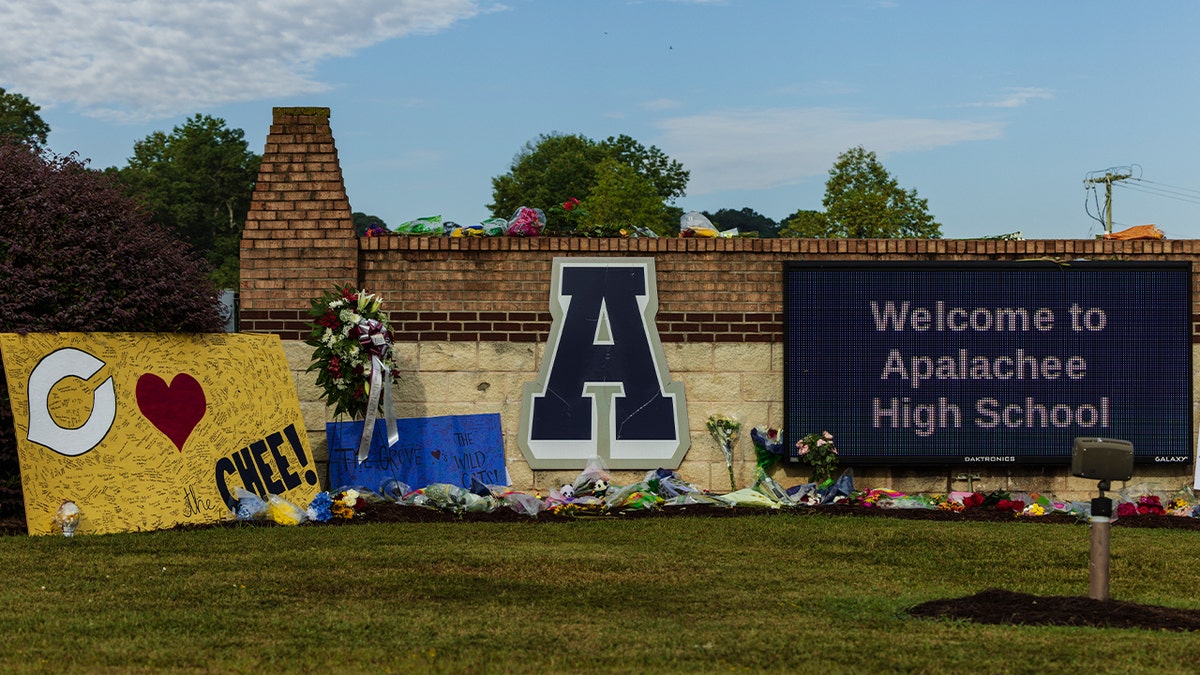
[907,588,1200,632]
[5,502,1198,631]
[3,501,1197,531]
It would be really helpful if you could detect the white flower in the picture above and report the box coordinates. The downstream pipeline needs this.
[357,293,378,313]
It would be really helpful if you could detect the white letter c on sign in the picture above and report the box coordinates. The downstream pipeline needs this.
[26,348,116,456]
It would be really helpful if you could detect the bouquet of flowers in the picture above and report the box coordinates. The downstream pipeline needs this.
[706,414,741,492]
[750,427,784,473]
[506,206,546,237]
[795,431,839,486]
[1117,494,1165,517]
[550,196,585,233]
[331,489,367,519]
[306,286,399,420]
[306,492,334,522]
[266,494,307,525]
[570,456,613,499]
[995,497,1026,513]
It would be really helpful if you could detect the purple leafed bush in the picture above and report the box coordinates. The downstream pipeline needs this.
[0,140,226,517]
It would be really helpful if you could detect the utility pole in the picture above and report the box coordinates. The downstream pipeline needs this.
[1084,167,1134,234]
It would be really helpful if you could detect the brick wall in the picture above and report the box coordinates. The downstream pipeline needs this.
[242,107,1198,499]
[249,218,1200,344]
[240,106,357,334]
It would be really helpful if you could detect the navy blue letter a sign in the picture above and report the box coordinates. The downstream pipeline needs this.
[519,258,689,469]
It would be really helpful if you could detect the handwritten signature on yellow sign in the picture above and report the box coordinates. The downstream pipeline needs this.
[0,332,322,535]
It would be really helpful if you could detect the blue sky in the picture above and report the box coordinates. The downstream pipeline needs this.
[5,1,1200,239]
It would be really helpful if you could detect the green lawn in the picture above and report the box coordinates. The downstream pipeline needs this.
[0,514,1196,673]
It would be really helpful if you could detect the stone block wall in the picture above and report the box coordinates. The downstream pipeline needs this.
[242,107,1199,500]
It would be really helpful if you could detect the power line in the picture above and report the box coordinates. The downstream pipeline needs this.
[1117,179,1200,205]
[1131,177,1200,198]
[1116,184,1200,206]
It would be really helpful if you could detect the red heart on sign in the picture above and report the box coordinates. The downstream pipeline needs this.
[136,373,207,452]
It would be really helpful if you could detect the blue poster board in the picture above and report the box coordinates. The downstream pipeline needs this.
[327,414,507,492]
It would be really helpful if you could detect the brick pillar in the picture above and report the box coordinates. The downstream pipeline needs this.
[239,107,358,339]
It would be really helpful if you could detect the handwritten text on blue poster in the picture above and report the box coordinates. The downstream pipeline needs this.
[327,414,507,491]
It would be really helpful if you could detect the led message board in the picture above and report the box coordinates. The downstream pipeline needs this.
[784,261,1192,466]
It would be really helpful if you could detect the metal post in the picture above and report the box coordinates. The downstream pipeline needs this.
[1089,495,1112,601]
[1104,182,1113,234]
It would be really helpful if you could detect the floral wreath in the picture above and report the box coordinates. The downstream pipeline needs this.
[305,286,400,421]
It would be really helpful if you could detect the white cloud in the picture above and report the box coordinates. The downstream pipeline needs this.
[971,87,1054,109]
[655,107,1004,195]
[0,0,485,121]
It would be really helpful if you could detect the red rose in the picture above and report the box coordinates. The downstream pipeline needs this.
[563,197,580,211]
[963,493,984,509]
[995,499,1023,513]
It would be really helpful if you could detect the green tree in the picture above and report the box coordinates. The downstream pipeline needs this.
[779,209,829,238]
[490,133,601,228]
[490,132,688,235]
[0,87,50,148]
[819,146,940,239]
[702,207,779,237]
[599,134,689,203]
[114,115,261,288]
[578,158,671,236]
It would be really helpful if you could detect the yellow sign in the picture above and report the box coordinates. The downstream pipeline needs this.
[0,333,321,535]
